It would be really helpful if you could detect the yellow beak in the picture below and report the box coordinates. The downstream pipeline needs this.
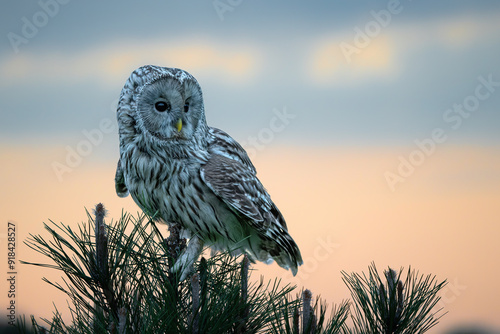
[176,118,182,132]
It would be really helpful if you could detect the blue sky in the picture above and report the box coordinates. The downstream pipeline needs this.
[1,0,500,150]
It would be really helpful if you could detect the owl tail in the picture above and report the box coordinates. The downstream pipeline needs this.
[250,231,303,276]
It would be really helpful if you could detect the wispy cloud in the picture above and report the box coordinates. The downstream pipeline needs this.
[309,35,397,85]
[307,12,500,85]
[0,39,261,88]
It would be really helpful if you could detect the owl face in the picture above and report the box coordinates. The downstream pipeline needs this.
[135,71,205,142]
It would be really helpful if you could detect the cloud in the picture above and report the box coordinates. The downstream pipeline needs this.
[309,35,397,85]
[434,15,499,48]
[390,12,500,50]
[307,12,500,85]
[0,39,260,88]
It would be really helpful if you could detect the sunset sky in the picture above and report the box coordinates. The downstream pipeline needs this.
[1,1,500,332]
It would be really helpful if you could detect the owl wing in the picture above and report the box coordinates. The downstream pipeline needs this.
[115,159,129,198]
[201,156,289,234]
[200,153,301,274]
[203,130,302,273]
[207,127,256,174]
[201,154,264,223]
[204,127,288,230]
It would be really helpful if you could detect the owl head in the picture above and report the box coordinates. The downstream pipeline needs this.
[118,65,208,146]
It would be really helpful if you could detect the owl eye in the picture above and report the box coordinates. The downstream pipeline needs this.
[155,101,169,112]
[184,102,190,113]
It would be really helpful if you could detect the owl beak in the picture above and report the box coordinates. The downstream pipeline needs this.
[176,118,183,132]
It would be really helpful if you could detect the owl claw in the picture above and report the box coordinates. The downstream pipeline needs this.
[172,259,195,281]
[171,235,203,281]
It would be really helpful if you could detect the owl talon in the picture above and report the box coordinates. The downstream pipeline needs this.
[171,235,203,281]
[173,261,195,281]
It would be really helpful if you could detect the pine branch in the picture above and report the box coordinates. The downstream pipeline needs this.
[342,262,447,334]
[19,205,306,333]
[18,205,447,334]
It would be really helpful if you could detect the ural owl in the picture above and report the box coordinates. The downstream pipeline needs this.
[115,65,302,279]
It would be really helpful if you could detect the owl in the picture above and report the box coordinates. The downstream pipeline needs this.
[115,65,302,279]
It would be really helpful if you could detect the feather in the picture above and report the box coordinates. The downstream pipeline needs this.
[116,65,303,278]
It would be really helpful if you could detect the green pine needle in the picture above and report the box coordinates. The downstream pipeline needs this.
[18,205,447,334]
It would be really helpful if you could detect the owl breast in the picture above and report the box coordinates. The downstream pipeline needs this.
[122,144,248,247]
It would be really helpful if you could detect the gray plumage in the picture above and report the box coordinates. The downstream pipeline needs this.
[115,65,302,278]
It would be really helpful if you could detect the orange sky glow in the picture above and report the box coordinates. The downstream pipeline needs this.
[1,144,499,332]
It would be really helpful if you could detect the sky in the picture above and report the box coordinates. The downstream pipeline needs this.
[1,1,500,333]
